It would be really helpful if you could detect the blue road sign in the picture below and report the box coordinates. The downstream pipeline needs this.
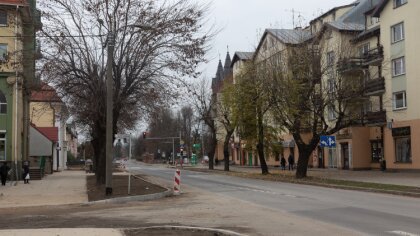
[320,136,336,148]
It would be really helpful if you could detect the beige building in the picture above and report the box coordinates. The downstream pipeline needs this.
[220,0,420,171]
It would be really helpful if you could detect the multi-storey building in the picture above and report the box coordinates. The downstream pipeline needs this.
[372,0,419,170]
[0,0,41,177]
[215,0,420,171]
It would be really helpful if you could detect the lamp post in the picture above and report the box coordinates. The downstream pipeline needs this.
[105,30,114,196]
[104,23,153,196]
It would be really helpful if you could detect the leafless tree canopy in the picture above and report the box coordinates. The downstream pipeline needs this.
[39,0,213,183]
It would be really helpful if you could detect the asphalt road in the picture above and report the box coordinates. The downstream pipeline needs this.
[129,163,420,236]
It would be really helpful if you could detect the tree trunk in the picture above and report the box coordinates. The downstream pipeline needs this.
[295,137,319,179]
[207,129,217,170]
[223,131,234,172]
[256,107,269,175]
[295,145,311,179]
[91,121,107,185]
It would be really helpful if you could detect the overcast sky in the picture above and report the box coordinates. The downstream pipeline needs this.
[201,0,353,79]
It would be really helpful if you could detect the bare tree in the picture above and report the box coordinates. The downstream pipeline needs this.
[268,32,369,178]
[40,0,212,183]
[189,79,217,170]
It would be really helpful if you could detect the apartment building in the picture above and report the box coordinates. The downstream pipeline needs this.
[372,0,420,170]
[0,0,41,177]
[214,0,419,171]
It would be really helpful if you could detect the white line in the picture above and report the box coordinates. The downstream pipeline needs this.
[387,231,419,236]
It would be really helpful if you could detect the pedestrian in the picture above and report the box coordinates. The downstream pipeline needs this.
[0,162,10,186]
[280,156,286,171]
[22,162,30,184]
[288,153,294,171]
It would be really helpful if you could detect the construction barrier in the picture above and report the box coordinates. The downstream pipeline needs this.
[173,169,181,195]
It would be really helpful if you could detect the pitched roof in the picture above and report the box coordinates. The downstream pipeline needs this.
[0,0,28,6]
[231,51,253,67]
[372,0,390,17]
[326,0,381,32]
[33,126,59,142]
[30,83,62,103]
[266,29,313,45]
[310,1,359,24]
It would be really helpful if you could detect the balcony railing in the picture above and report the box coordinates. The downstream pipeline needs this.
[365,77,385,95]
[362,46,384,66]
[363,110,387,125]
[337,58,366,74]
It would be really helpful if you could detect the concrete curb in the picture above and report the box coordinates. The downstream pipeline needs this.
[83,188,173,205]
[129,226,248,236]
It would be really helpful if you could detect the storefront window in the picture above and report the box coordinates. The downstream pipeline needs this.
[395,136,411,163]
[371,140,383,162]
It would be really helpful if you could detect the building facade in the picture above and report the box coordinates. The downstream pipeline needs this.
[0,0,41,178]
[216,0,420,171]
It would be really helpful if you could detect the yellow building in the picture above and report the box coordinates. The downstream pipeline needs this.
[0,0,41,178]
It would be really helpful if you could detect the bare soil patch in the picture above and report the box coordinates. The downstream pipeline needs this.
[86,174,167,201]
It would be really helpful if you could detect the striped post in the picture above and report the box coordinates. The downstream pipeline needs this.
[173,169,181,195]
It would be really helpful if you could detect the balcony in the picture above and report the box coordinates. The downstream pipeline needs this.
[364,77,385,96]
[337,58,366,75]
[362,46,383,66]
[363,110,386,126]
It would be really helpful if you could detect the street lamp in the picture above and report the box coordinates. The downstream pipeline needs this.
[104,22,153,196]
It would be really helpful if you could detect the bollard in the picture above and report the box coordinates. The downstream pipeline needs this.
[173,169,181,195]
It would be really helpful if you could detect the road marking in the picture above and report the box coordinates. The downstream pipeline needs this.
[387,231,419,236]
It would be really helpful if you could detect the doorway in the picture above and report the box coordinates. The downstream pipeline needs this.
[342,143,350,170]
[318,146,324,168]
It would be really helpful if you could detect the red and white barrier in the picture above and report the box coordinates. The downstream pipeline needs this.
[174,169,181,195]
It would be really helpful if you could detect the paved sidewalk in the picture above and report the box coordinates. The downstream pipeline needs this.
[0,228,123,236]
[186,163,420,188]
[0,170,87,208]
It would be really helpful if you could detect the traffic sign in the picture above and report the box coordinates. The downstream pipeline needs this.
[320,136,336,148]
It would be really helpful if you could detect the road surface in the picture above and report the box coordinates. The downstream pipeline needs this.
[129,162,420,236]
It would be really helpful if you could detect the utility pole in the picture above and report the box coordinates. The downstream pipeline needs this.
[105,29,115,196]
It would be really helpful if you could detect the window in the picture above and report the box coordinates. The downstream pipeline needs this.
[371,17,380,25]
[0,44,6,61]
[393,91,406,110]
[327,51,335,67]
[394,0,407,8]
[0,11,6,26]
[0,90,6,114]
[395,136,411,163]
[391,23,404,43]
[327,79,336,93]
[371,140,383,162]
[328,105,336,120]
[0,132,5,161]
[359,43,370,57]
[392,57,405,77]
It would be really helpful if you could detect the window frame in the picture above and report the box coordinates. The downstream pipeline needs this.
[359,43,370,57]
[326,51,335,67]
[394,0,407,9]
[0,132,5,161]
[0,10,7,26]
[391,22,405,44]
[394,136,411,163]
[393,91,407,110]
[328,105,336,121]
[0,90,6,115]
[0,44,7,62]
[392,56,405,77]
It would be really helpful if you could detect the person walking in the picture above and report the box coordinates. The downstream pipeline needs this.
[280,156,286,171]
[288,153,295,171]
[22,162,30,184]
[0,162,10,186]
